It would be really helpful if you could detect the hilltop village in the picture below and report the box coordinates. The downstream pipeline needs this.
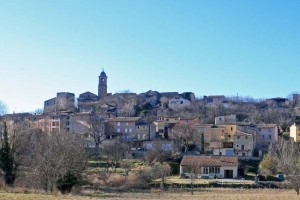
[1,69,300,181]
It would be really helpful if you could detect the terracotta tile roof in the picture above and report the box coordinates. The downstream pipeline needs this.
[180,156,238,167]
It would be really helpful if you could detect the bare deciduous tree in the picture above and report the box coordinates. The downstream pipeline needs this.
[151,162,170,191]
[101,139,129,173]
[25,131,87,193]
[172,124,198,153]
[0,121,40,186]
[118,102,136,117]
[185,159,201,195]
[89,115,106,148]
[268,137,300,194]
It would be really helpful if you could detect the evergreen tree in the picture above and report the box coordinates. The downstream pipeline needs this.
[200,133,205,154]
[0,122,15,186]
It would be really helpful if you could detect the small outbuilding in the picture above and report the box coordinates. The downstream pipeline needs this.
[180,155,238,179]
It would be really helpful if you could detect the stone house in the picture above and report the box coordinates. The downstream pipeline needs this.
[254,124,278,151]
[154,116,178,139]
[77,91,99,113]
[204,95,225,107]
[134,121,156,149]
[215,115,236,125]
[44,92,75,114]
[180,156,238,179]
[233,131,255,157]
[195,124,226,149]
[107,117,141,141]
[237,123,278,154]
[168,97,191,110]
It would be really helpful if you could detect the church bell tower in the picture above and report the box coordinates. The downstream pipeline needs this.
[98,69,107,99]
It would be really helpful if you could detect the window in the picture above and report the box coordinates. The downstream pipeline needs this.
[125,128,128,132]
[259,128,261,131]
[245,136,248,140]
[66,121,70,125]
[203,167,209,174]
[219,152,222,156]
[231,127,233,131]
[126,122,129,126]
[52,122,55,126]
[263,135,265,138]
[180,101,183,104]
[209,167,220,174]
[66,128,70,132]
[241,145,244,150]
[269,135,272,139]
[117,128,120,132]
[118,122,120,126]
[237,136,240,139]
[242,153,246,156]
[129,128,132,132]
[67,117,70,120]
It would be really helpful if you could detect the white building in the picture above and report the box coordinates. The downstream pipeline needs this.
[180,156,238,179]
[168,97,190,109]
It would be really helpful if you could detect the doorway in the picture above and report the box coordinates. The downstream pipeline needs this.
[224,170,233,178]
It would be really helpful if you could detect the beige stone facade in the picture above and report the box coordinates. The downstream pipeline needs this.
[44,92,75,114]
[290,122,300,142]
[108,117,141,141]
[233,131,255,157]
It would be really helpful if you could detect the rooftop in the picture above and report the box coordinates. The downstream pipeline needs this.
[109,117,141,122]
[180,155,238,167]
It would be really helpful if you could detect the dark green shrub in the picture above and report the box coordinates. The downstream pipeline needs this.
[169,162,180,175]
[56,171,79,194]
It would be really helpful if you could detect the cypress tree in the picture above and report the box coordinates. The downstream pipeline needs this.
[0,122,15,186]
[200,133,205,154]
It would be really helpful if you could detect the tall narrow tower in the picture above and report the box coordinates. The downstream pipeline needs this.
[98,69,108,99]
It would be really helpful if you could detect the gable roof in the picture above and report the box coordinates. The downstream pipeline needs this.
[79,91,98,97]
[109,117,141,122]
[180,156,238,167]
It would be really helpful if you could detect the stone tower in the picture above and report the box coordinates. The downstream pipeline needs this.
[98,69,108,99]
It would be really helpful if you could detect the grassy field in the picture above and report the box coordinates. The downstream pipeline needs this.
[1,188,300,200]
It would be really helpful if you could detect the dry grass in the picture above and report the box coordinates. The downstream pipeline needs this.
[153,176,255,185]
[0,188,300,200]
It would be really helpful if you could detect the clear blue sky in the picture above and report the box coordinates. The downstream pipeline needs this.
[0,0,300,113]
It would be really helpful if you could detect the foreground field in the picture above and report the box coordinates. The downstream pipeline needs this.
[0,188,299,200]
